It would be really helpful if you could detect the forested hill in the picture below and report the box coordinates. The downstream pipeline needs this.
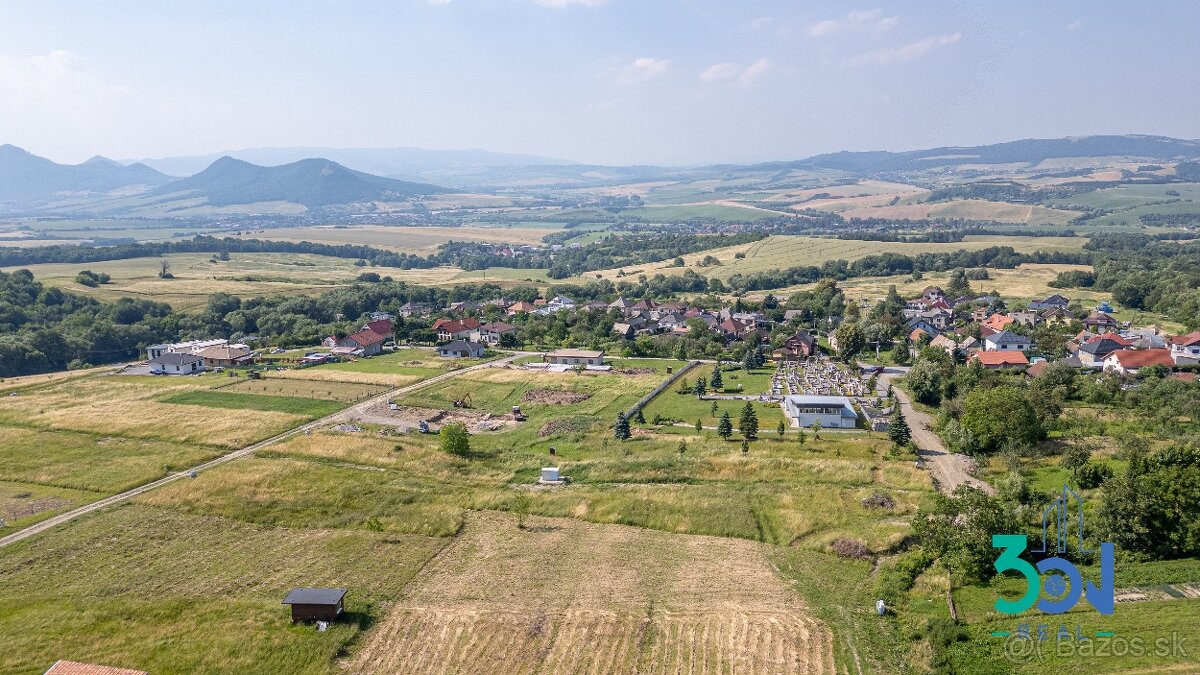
[153,156,454,207]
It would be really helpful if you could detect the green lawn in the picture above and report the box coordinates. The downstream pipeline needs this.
[0,504,446,675]
[159,391,343,418]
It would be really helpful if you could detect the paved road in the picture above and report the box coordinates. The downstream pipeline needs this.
[873,365,994,496]
[0,354,525,549]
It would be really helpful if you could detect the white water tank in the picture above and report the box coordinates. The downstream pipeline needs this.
[541,467,560,482]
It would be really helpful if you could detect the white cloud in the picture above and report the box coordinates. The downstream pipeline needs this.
[738,58,773,86]
[613,57,670,85]
[699,58,773,86]
[1066,20,1083,31]
[807,8,898,38]
[532,0,608,7]
[699,62,740,82]
[0,50,133,106]
[846,32,961,66]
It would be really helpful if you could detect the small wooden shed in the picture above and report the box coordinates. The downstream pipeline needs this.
[282,587,347,623]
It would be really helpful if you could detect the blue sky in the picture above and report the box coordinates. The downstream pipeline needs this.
[1,0,1197,165]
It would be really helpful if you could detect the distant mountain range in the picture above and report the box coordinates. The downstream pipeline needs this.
[3,134,1200,215]
[0,144,173,204]
[0,146,456,214]
[129,146,573,179]
[784,135,1200,174]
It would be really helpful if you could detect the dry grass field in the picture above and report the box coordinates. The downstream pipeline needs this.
[752,263,1110,305]
[586,234,1087,282]
[840,199,1082,225]
[348,510,836,675]
[220,377,390,402]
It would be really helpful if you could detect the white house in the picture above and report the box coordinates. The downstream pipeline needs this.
[437,340,486,358]
[782,395,859,429]
[149,352,205,375]
[146,338,228,360]
[544,349,605,366]
[983,330,1031,352]
[1170,331,1200,365]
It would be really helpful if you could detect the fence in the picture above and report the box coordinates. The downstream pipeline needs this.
[623,360,700,420]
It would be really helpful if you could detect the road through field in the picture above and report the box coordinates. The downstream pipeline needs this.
[874,366,994,496]
[0,353,530,549]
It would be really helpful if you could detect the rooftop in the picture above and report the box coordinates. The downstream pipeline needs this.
[546,348,604,358]
[282,588,347,606]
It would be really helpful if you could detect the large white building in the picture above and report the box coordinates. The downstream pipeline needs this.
[782,395,860,429]
[146,339,229,360]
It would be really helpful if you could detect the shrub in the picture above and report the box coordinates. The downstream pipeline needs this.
[831,538,872,560]
[861,492,896,510]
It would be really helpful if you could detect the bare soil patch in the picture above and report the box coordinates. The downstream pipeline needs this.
[537,416,601,438]
[0,495,71,521]
[351,401,516,433]
[347,511,835,674]
[522,389,591,405]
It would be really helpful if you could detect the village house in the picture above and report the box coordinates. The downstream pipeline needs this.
[437,340,486,358]
[1010,311,1039,328]
[470,321,515,345]
[1039,307,1073,326]
[506,300,536,316]
[906,317,942,338]
[433,317,481,342]
[983,330,1031,352]
[970,350,1029,371]
[982,313,1016,332]
[1076,335,1129,367]
[149,352,205,375]
[609,297,635,315]
[338,329,386,357]
[145,338,228,361]
[922,286,946,302]
[929,333,960,356]
[197,344,253,368]
[772,330,817,360]
[364,319,394,338]
[782,395,860,429]
[1029,294,1070,311]
[611,322,635,339]
[544,348,605,366]
[1084,311,1120,333]
[398,301,432,318]
[1103,348,1174,375]
[1169,331,1200,365]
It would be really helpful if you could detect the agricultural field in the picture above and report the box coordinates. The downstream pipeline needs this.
[236,224,558,254]
[269,347,495,388]
[349,511,836,674]
[840,199,1082,225]
[756,263,1112,306]
[0,252,464,310]
[0,354,931,672]
[0,504,446,675]
[586,234,1088,283]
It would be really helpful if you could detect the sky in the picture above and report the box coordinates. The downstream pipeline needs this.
[1,0,1198,166]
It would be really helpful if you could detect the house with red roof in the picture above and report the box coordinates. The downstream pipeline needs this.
[970,350,1029,370]
[1103,348,1174,375]
[1169,331,1200,365]
[338,329,386,356]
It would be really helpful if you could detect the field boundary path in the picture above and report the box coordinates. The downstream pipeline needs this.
[0,353,527,549]
[873,365,994,496]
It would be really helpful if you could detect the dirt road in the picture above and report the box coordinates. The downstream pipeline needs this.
[0,354,526,549]
[875,366,994,496]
